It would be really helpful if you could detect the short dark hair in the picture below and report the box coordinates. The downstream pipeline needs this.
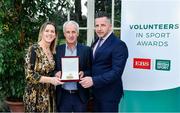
[95,11,110,19]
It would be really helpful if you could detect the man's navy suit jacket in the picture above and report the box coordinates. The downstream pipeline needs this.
[55,43,92,106]
[92,33,128,103]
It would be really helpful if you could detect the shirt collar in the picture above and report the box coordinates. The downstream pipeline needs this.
[66,43,77,50]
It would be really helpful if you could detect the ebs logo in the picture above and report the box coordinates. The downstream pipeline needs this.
[133,58,151,69]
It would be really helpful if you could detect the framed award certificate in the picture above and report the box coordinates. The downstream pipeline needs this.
[61,56,79,82]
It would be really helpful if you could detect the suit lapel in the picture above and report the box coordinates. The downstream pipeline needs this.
[94,34,113,60]
[61,45,66,57]
[77,43,83,70]
[77,43,80,56]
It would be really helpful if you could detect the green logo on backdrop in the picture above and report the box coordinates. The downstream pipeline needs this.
[155,60,171,71]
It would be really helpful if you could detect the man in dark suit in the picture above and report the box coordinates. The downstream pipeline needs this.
[55,20,91,112]
[80,11,128,112]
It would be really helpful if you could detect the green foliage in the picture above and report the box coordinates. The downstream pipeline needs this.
[0,0,72,102]
[0,27,25,101]
[0,0,24,101]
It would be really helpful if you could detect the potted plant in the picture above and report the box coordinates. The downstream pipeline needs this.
[0,30,26,112]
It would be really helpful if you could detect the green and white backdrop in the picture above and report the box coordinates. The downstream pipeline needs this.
[120,0,180,112]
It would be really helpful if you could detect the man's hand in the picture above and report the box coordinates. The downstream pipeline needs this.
[79,71,84,79]
[79,77,93,88]
[55,71,61,78]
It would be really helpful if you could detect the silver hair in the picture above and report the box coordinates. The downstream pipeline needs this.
[63,20,79,33]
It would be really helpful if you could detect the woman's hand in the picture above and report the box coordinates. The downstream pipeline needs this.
[50,77,64,86]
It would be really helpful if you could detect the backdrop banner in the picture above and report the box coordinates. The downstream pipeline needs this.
[120,0,180,112]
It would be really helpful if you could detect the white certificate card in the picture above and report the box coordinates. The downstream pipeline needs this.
[61,57,79,82]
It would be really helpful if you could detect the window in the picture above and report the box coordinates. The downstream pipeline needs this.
[64,0,121,46]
